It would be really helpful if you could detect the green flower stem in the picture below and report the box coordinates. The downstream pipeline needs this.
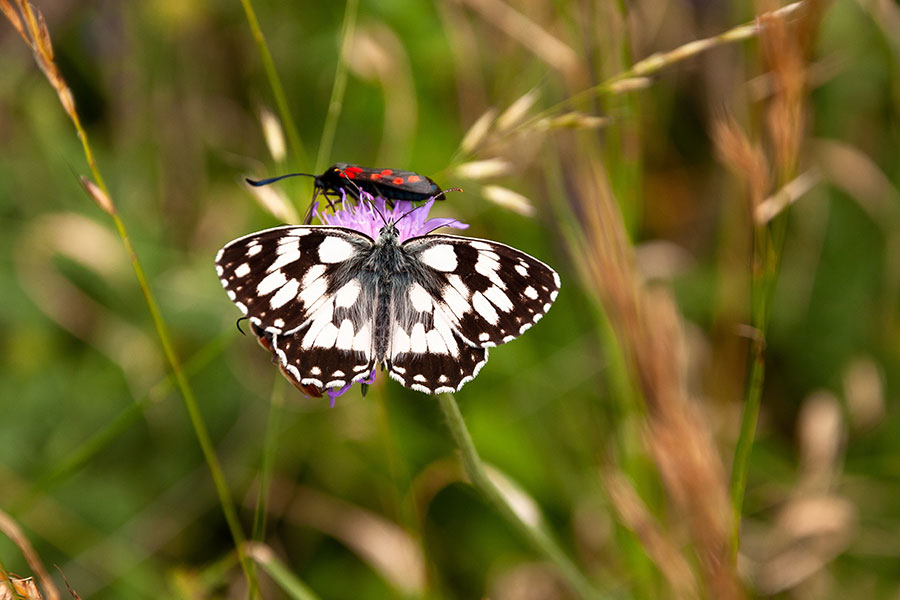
[437,394,605,600]
[239,0,308,167]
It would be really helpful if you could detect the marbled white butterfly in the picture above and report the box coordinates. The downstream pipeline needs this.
[215,203,560,395]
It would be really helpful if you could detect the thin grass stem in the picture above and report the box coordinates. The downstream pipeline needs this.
[315,0,359,172]
[7,6,260,588]
[239,0,308,167]
[519,1,806,131]
[253,375,285,543]
[437,393,606,600]
[729,214,789,556]
[105,213,260,594]
[246,543,322,600]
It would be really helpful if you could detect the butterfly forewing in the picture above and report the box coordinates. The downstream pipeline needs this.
[215,226,374,335]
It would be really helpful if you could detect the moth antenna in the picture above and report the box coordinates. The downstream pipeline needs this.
[246,172,316,187]
[433,187,463,200]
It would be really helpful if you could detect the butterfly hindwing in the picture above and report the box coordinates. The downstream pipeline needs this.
[385,277,489,393]
[402,234,561,348]
[215,226,374,335]
[273,328,376,391]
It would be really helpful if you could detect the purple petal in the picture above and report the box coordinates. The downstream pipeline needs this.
[325,368,378,407]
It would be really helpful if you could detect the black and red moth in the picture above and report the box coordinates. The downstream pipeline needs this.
[247,162,449,223]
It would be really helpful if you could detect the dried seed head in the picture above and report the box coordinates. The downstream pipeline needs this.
[0,575,42,600]
[244,179,299,224]
[533,112,609,131]
[606,77,652,94]
[712,115,770,214]
[80,176,115,216]
[452,158,512,180]
[797,390,843,487]
[481,185,535,217]
[259,108,286,163]
[459,107,497,155]
[755,168,820,225]
[0,0,27,42]
[496,88,540,132]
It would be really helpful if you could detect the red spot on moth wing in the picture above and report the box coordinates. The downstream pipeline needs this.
[406,175,421,183]
[380,169,393,176]
[346,166,363,174]
[392,177,404,184]
[370,173,382,180]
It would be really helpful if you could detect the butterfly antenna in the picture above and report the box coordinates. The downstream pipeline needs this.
[394,201,427,226]
[235,317,249,335]
[370,191,389,227]
[302,187,320,225]
[246,172,316,187]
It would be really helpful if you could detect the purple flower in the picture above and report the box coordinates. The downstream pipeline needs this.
[308,190,468,403]
[326,368,376,407]
[315,190,468,241]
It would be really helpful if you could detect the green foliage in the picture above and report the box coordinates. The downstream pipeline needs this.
[2,0,899,598]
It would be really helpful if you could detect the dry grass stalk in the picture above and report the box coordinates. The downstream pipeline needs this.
[453,158,514,180]
[452,0,586,86]
[0,574,42,600]
[533,113,609,132]
[481,185,535,217]
[713,115,771,216]
[561,145,741,598]
[754,168,821,224]
[605,473,700,599]
[459,107,498,155]
[259,107,287,163]
[496,88,541,133]
[245,180,301,224]
[0,509,60,600]
[1,1,76,123]
[760,6,808,180]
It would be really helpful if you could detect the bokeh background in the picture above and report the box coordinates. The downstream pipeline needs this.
[1,0,899,598]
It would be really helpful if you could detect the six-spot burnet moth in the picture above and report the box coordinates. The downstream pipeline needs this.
[247,162,459,224]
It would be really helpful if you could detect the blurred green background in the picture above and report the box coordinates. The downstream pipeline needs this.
[1,0,899,598]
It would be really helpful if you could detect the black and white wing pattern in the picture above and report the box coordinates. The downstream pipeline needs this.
[216,225,378,391]
[385,234,560,394]
[216,223,561,395]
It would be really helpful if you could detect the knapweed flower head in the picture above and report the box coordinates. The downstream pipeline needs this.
[316,190,468,242]
[307,190,468,404]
